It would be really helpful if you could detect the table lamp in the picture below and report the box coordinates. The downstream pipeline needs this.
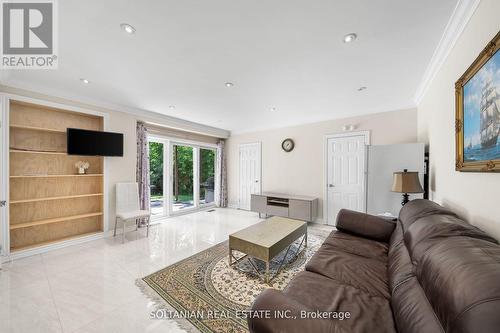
[391,169,424,206]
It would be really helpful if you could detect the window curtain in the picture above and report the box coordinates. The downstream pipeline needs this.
[215,139,228,207]
[136,122,150,222]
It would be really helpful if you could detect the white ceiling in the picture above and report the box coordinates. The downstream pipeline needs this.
[1,0,458,134]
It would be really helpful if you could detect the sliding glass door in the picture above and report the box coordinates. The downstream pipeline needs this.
[149,140,167,217]
[172,144,194,212]
[148,135,216,218]
[199,148,215,205]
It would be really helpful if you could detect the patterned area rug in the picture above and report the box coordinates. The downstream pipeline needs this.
[141,230,327,333]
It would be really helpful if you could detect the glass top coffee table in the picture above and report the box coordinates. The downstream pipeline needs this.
[229,216,307,283]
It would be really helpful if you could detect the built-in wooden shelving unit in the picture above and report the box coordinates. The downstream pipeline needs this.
[9,231,101,252]
[10,124,67,133]
[10,174,104,179]
[10,149,67,155]
[9,100,104,251]
[10,193,103,204]
[10,212,104,230]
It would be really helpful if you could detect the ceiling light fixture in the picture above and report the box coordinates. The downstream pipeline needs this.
[357,86,367,91]
[120,23,136,34]
[225,82,234,88]
[270,107,277,112]
[80,78,90,84]
[168,105,175,110]
[342,124,356,131]
[343,33,357,43]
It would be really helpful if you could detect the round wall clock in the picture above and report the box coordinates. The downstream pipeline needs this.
[281,138,295,152]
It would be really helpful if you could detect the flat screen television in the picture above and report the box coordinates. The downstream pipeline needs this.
[67,128,123,156]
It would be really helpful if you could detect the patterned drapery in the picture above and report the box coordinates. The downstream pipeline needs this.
[215,139,228,207]
[136,122,150,222]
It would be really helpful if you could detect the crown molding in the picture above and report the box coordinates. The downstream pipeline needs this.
[413,0,481,105]
[0,83,230,138]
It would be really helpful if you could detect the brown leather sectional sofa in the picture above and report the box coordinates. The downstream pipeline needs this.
[248,199,500,333]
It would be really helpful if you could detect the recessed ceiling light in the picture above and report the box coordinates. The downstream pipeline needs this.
[120,23,136,34]
[343,33,357,43]
[80,78,90,84]
[168,105,175,110]
[357,86,367,91]
[225,82,234,88]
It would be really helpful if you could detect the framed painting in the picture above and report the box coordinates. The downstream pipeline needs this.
[455,31,500,172]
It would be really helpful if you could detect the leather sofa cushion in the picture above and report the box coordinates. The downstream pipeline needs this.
[388,222,414,293]
[404,214,498,262]
[336,209,396,242]
[395,199,500,333]
[398,199,457,232]
[306,237,390,299]
[415,236,500,332]
[322,230,388,262]
[285,271,397,333]
[391,277,443,333]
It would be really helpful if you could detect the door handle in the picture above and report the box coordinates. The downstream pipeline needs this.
[255,180,259,183]
[0,200,6,207]
[328,184,335,188]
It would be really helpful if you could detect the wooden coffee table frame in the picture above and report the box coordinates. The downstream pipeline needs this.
[228,217,307,283]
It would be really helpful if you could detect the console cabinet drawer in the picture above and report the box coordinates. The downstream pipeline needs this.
[251,194,266,212]
[266,205,289,217]
[289,199,311,221]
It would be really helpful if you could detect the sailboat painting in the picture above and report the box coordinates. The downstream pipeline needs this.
[463,49,500,163]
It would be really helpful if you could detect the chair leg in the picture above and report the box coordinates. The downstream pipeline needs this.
[113,217,118,237]
[146,216,150,237]
[122,220,126,243]
[135,218,138,231]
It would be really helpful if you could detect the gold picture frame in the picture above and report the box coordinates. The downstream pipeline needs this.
[455,31,500,172]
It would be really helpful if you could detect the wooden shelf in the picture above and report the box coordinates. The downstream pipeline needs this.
[11,193,103,204]
[10,231,101,252]
[9,100,104,251]
[10,149,66,155]
[10,174,104,178]
[10,124,66,133]
[10,212,103,230]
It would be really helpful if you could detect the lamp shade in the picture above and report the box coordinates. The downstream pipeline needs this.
[391,170,424,193]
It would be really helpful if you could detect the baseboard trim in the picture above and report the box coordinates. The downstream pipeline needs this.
[2,231,106,263]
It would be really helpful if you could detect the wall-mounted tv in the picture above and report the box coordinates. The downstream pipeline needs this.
[67,128,123,156]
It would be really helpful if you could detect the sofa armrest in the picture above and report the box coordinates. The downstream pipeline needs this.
[248,289,333,333]
[335,209,396,242]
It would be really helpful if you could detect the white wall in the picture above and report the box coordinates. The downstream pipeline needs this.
[227,108,418,221]
[417,0,500,239]
[105,112,137,230]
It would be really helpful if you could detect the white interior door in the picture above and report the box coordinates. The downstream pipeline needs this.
[326,134,367,225]
[239,143,261,210]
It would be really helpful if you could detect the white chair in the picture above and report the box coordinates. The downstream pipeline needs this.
[114,182,151,243]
